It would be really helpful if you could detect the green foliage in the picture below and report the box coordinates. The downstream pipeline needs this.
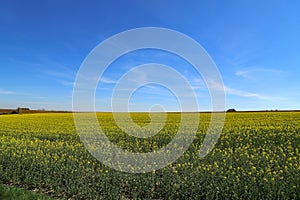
[0,112,299,199]
[0,184,54,200]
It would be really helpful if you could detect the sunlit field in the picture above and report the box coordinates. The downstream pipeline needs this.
[0,112,299,199]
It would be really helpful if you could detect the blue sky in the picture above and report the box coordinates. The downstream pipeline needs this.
[1,0,299,111]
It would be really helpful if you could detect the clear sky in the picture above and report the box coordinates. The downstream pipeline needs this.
[1,0,299,111]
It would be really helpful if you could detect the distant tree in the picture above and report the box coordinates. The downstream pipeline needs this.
[226,108,237,112]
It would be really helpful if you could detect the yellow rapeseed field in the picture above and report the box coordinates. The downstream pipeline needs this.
[0,112,299,199]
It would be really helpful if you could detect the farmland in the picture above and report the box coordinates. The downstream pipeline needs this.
[0,112,299,199]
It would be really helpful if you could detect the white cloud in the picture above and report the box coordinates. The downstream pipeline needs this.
[57,80,75,86]
[235,68,285,78]
[190,78,206,90]
[207,79,279,100]
[100,77,117,84]
[40,64,76,87]
[224,86,272,100]
[0,89,15,94]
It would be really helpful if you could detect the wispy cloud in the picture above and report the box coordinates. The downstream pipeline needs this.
[100,77,117,84]
[190,78,206,90]
[43,70,74,80]
[56,79,75,86]
[40,64,76,87]
[235,68,285,78]
[224,86,273,100]
[207,79,280,101]
[0,89,16,94]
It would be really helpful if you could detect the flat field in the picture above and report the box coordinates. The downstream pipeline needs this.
[0,112,299,199]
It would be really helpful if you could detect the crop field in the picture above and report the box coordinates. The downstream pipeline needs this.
[0,112,299,199]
